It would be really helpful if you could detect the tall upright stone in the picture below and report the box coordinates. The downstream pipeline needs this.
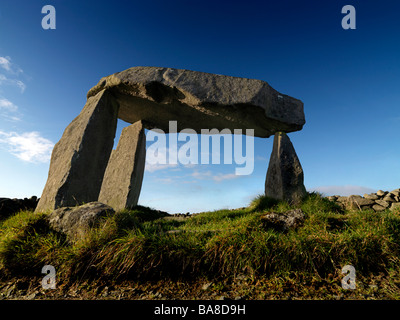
[265,132,306,204]
[98,121,146,211]
[35,90,119,212]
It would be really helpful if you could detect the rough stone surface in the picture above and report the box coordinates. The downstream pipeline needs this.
[98,121,146,211]
[377,190,387,197]
[375,200,390,208]
[391,190,400,197]
[346,195,375,210]
[336,196,348,203]
[260,208,306,233]
[87,66,305,138]
[391,203,400,211]
[326,188,400,212]
[265,132,306,204]
[383,194,396,202]
[35,90,119,213]
[364,193,379,200]
[47,202,114,240]
[372,204,386,212]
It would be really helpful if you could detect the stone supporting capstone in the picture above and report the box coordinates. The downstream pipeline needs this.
[35,89,119,212]
[37,66,307,213]
[98,121,146,211]
[265,132,306,204]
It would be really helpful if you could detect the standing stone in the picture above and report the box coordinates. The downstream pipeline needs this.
[98,121,146,211]
[35,90,119,212]
[265,132,306,204]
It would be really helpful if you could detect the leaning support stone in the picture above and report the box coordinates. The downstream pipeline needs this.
[35,90,119,212]
[98,121,146,211]
[265,132,306,204]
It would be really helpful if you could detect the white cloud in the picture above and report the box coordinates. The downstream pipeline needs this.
[310,185,376,197]
[213,173,240,182]
[145,162,178,172]
[0,56,23,74]
[255,155,268,162]
[14,80,26,93]
[0,75,26,93]
[0,98,18,112]
[0,57,11,72]
[0,114,21,122]
[155,177,175,184]
[0,56,25,93]
[191,170,241,182]
[0,131,54,163]
[145,145,179,172]
[0,98,21,122]
[191,170,213,179]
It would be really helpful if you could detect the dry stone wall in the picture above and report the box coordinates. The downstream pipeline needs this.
[326,189,400,211]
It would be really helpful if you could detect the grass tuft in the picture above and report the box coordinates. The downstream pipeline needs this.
[1,193,400,290]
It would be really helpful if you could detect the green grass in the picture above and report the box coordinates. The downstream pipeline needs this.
[1,192,400,287]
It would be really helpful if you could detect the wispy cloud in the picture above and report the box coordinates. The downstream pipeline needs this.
[191,170,213,179]
[255,155,268,162]
[0,56,23,74]
[191,170,241,182]
[145,162,178,173]
[155,177,175,184]
[0,98,18,112]
[0,74,26,93]
[213,173,239,182]
[310,185,376,196]
[145,145,181,172]
[0,131,54,163]
[0,56,25,123]
[0,56,25,93]
[0,57,11,72]
[0,97,21,122]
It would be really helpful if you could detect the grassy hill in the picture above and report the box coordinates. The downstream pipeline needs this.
[1,192,400,300]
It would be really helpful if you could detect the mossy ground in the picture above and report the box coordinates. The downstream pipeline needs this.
[1,192,400,300]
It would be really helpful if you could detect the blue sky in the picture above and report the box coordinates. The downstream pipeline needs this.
[0,0,399,213]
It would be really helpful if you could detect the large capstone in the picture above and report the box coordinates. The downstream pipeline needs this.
[265,132,306,204]
[87,66,305,137]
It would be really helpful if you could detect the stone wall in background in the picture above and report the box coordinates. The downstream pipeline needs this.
[0,196,39,220]
[326,189,400,212]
